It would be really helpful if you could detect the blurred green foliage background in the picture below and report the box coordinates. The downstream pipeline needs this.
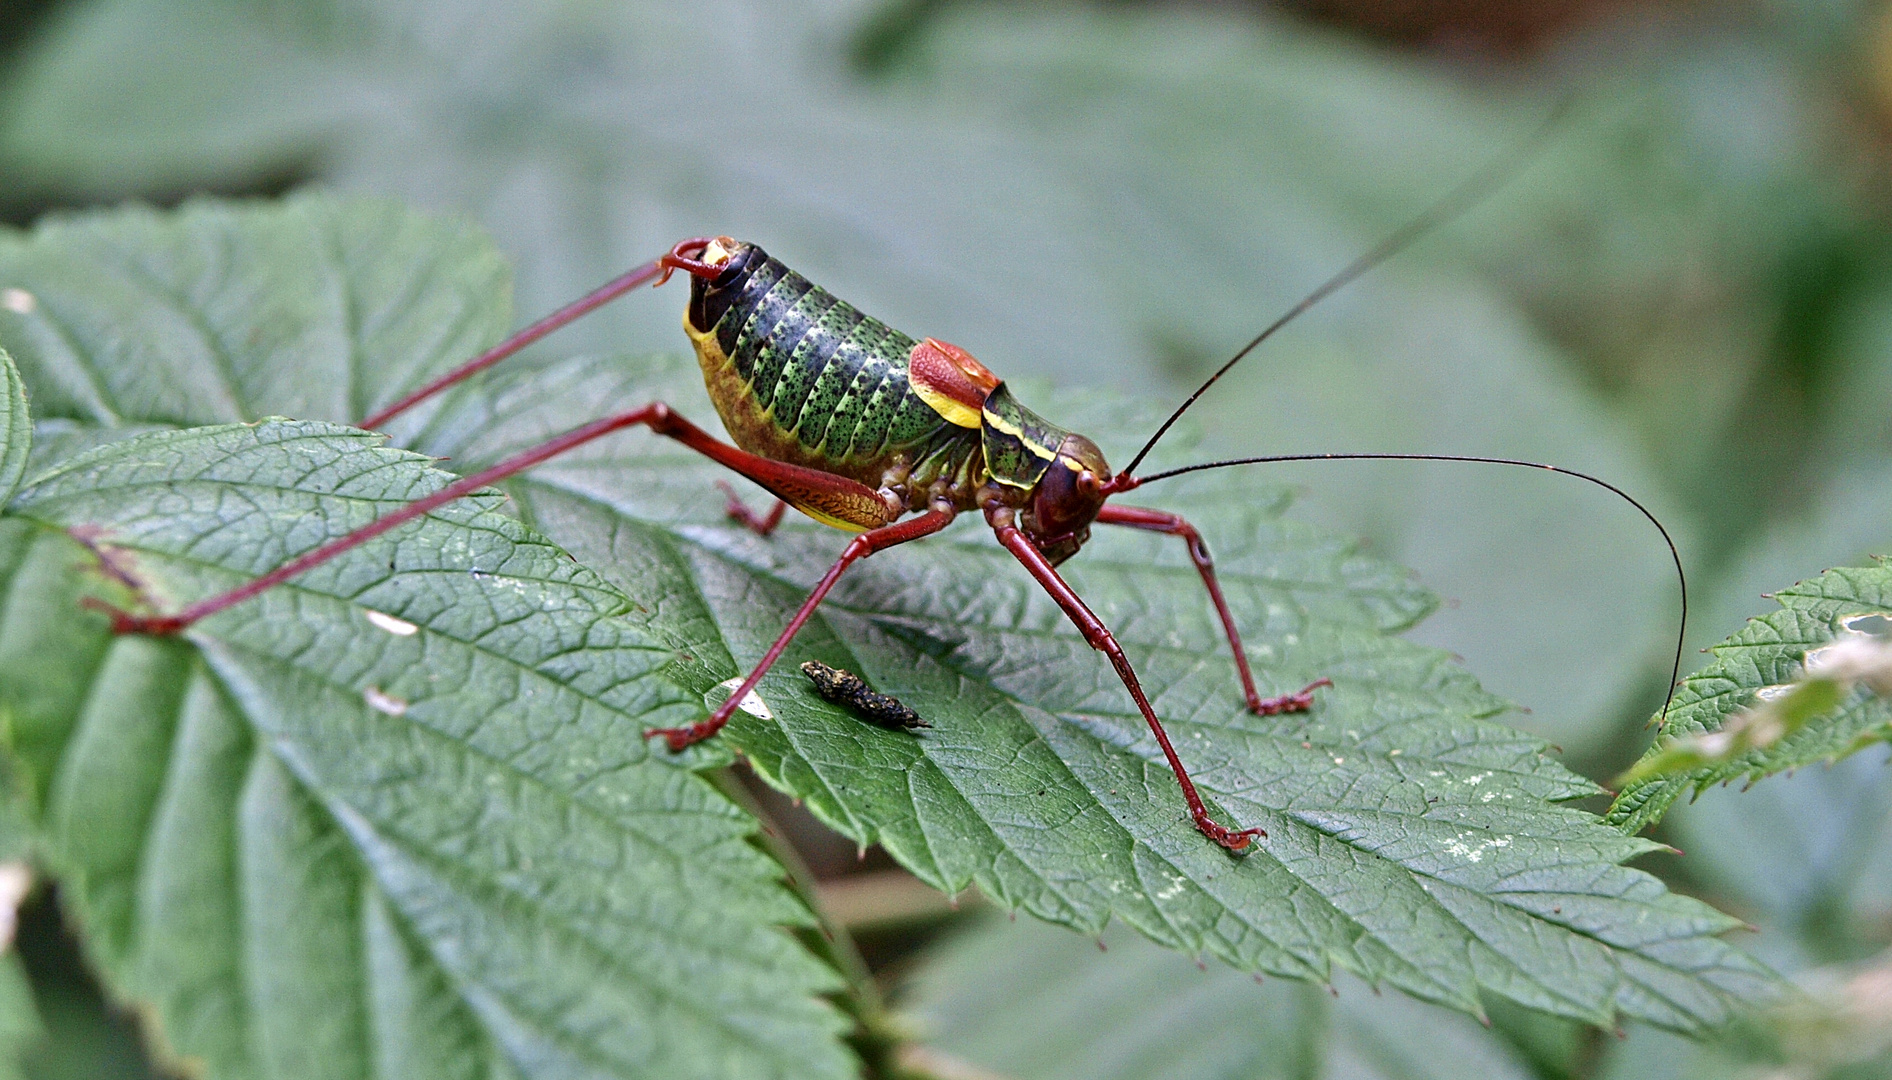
[0,0,1888,1077]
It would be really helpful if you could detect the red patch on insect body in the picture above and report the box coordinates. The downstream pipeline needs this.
[909,338,1000,428]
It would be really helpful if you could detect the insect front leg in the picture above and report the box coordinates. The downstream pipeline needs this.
[991,519,1263,852]
[1094,504,1329,715]
[645,508,955,751]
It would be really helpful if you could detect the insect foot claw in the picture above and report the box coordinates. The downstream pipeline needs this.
[1193,813,1266,852]
[644,723,715,753]
[715,480,748,518]
[1250,677,1333,716]
[714,481,786,537]
[79,597,187,636]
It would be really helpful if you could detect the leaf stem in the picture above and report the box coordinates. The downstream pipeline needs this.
[706,769,914,1074]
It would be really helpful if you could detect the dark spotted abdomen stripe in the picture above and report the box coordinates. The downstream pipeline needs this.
[691,245,955,464]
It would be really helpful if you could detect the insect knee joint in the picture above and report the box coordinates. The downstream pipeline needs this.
[1186,533,1213,567]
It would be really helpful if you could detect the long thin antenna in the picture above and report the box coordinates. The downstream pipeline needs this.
[1120,104,1570,480]
[1118,451,1687,730]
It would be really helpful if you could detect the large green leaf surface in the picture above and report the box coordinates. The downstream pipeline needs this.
[0,196,1772,1045]
[404,343,1773,1032]
[0,204,854,1079]
[1608,561,1892,834]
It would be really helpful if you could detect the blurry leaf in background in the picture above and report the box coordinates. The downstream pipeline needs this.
[901,914,1546,1080]
[0,0,357,209]
[1600,745,1892,1080]
[1672,746,1892,971]
[1609,561,1892,833]
[0,0,1123,374]
[0,951,40,1080]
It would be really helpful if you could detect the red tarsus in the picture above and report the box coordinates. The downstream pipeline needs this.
[717,481,788,536]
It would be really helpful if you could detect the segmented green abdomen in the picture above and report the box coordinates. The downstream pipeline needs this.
[691,246,956,465]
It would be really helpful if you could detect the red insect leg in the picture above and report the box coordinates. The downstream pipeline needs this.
[356,239,725,431]
[1094,504,1329,716]
[991,521,1263,852]
[646,508,956,751]
[92,406,894,636]
[716,481,789,537]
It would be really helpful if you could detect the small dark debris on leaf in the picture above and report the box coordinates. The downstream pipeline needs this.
[800,661,928,730]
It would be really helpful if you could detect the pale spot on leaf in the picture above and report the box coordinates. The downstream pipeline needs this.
[363,686,408,716]
[365,609,419,636]
[716,677,773,720]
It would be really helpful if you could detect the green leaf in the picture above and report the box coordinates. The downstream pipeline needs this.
[0,0,356,198]
[0,194,855,1080]
[901,913,1541,1080]
[0,190,510,434]
[0,423,853,1080]
[0,951,41,1080]
[1599,749,1892,1078]
[0,198,861,1080]
[409,347,1775,1034]
[1608,562,1892,834]
[0,349,25,508]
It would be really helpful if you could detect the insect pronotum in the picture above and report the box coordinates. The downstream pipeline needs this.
[88,121,1686,852]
